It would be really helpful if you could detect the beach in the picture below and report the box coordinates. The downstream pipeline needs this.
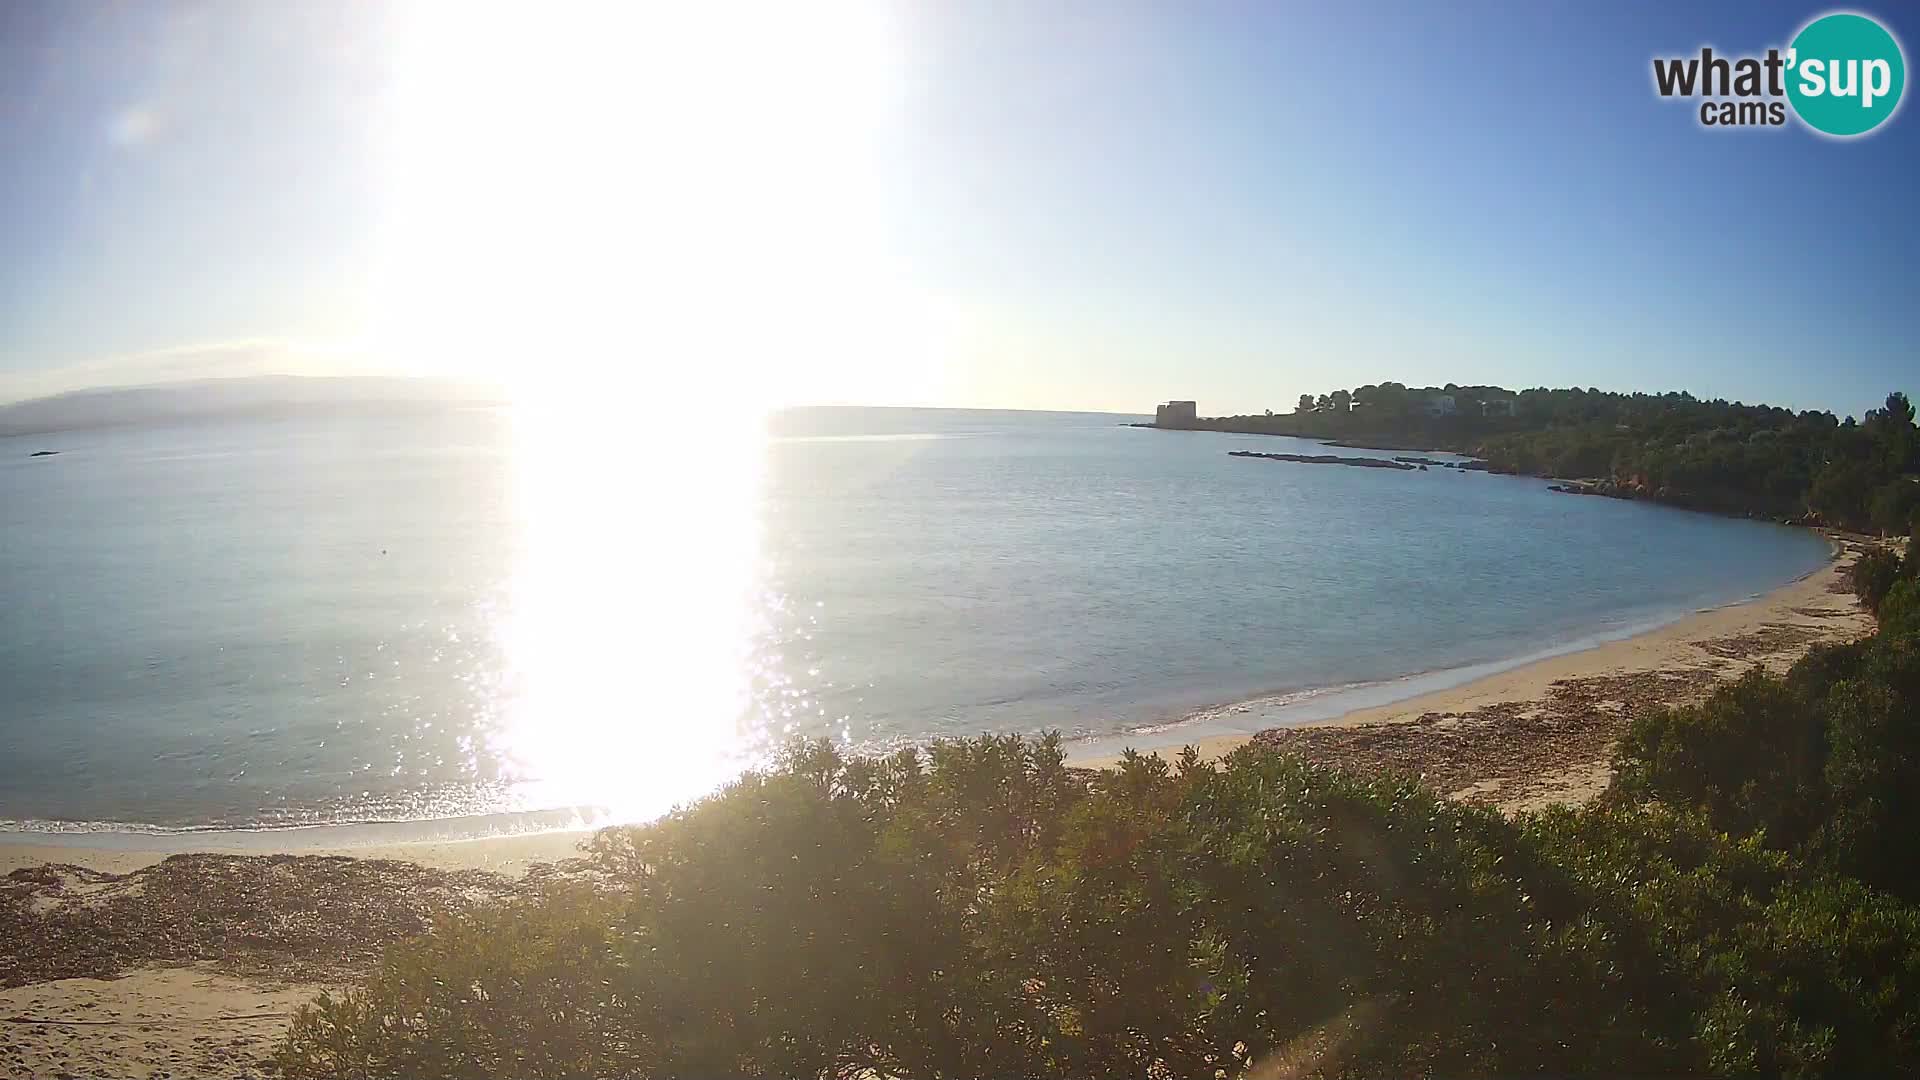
[1074,532,1875,813]
[0,536,1877,1077]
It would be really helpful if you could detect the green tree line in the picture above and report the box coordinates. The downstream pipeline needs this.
[1193,384,1920,533]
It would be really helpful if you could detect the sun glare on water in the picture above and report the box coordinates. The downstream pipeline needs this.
[366,1,916,822]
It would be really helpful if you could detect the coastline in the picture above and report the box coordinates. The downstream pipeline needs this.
[0,826,592,877]
[3,533,1869,877]
[1156,421,1824,527]
[1072,532,1873,811]
[0,536,1877,1078]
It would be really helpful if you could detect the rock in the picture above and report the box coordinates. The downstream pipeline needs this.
[1228,450,1416,470]
[1391,455,1490,471]
[1547,479,1640,502]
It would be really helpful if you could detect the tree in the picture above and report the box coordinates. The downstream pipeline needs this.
[1872,480,1920,536]
[1811,461,1877,528]
[1886,392,1916,428]
[1876,392,1918,472]
[1205,382,1914,528]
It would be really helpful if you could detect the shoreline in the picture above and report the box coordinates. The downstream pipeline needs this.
[0,822,593,877]
[1073,532,1872,810]
[0,536,1878,1080]
[1153,422,1824,527]
[2,534,1868,876]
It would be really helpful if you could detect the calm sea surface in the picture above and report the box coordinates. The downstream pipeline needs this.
[0,404,1831,831]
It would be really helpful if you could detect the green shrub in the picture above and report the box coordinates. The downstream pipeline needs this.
[1524,804,1920,1078]
[276,740,1675,1078]
[277,735,1920,1079]
[1785,639,1869,701]
[274,885,636,1079]
[1871,479,1920,536]
[1817,633,1920,893]
[1612,668,1829,850]
[1611,624,1920,904]
[1880,579,1920,640]
[1849,547,1907,613]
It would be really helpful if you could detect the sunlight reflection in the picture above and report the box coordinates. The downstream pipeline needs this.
[493,398,774,823]
[367,0,912,821]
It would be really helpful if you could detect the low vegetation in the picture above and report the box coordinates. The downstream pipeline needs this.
[278,537,1920,1079]
[1616,538,1920,897]
[1197,384,1920,533]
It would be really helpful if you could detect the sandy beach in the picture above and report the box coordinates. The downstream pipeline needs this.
[1076,532,1875,812]
[0,535,1878,1077]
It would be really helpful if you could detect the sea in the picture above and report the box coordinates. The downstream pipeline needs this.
[0,402,1832,837]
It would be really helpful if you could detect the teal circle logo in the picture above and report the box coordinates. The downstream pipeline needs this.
[1786,12,1906,136]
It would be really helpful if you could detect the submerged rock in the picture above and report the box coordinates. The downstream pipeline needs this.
[1392,455,1489,471]
[1228,450,1416,470]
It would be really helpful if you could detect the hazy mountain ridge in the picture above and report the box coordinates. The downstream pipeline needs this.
[0,376,506,438]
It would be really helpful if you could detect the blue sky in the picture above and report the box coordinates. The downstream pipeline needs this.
[1,1,1915,416]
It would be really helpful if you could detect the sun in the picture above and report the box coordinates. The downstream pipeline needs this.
[365,0,927,410]
[361,0,923,820]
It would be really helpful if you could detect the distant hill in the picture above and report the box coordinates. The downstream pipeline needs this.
[0,376,507,437]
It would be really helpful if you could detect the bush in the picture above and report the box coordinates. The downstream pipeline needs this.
[277,736,1920,1079]
[1811,461,1880,530]
[1612,626,1920,903]
[1881,579,1920,640]
[1871,479,1920,536]
[1524,804,1920,1077]
[1849,547,1907,613]
[1784,639,1869,701]
[274,886,637,1079]
[1818,633,1920,894]
[1612,668,1828,850]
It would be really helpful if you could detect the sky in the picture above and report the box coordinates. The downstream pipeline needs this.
[0,1,1915,417]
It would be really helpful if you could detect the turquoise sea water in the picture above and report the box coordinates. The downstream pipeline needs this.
[0,403,1831,832]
